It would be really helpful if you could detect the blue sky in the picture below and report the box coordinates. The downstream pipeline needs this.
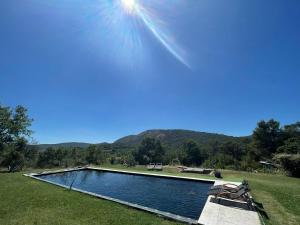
[1,0,299,144]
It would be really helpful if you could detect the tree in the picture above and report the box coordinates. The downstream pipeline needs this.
[0,105,32,144]
[70,147,85,166]
[282,122,300,140]
[0,104,33,171]
[121,152,136,167]
[37,147,58,168]
[182,140,203,166]
[85,145,104,165]
[274,135,300,178]
[240,144,260,171]
[277,137,300,154]
[273,154,300,178]
[219,141,245,169]
[220,141,244,161]
[252,119,282,159]
[2,147,25,172]
[134,138,165,165]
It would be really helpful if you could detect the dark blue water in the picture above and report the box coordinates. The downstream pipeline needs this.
[37,169,212,219]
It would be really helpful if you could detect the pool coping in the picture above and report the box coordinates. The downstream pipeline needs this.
[88,166,216,183]
[25,166,216,224]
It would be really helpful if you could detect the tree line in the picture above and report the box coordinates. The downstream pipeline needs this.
[0,104,299,177]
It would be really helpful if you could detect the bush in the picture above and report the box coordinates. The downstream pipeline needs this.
[2,149,25,172]
[273,154,300,177]
[276,137,300,154]
[214,170,222,178]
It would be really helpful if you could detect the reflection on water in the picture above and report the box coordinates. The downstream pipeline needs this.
[38,169,212,220]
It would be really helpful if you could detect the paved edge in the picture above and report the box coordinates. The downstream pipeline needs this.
[198,180,261,225]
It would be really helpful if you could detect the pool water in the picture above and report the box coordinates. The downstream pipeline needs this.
[37,169,212,220]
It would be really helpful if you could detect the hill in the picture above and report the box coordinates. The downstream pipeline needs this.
[32,142,91,150]
[114,129,241,150]
[33,129,244,151]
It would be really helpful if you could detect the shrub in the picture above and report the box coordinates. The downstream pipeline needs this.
[273,154,300,177]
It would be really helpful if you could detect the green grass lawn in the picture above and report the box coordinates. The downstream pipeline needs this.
[0,166,299,225]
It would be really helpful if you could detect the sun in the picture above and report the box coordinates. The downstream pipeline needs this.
[121,0,137,14]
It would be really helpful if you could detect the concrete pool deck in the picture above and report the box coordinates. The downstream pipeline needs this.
[198,180,261,225]
[25,167,261,225]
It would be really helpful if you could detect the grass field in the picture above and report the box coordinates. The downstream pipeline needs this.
[0,166,299,225]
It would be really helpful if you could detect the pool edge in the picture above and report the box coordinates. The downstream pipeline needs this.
[24,167,215,224]
[88,166,216,183]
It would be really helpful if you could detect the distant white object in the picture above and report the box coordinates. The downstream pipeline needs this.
[259,161,277,167]
[179,167,213,174]
[147,163,163,171]
[147,163,155,170]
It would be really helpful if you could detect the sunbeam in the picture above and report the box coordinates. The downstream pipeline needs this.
[119,0,190,68]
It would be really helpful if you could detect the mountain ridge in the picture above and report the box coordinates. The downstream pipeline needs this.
[114,129,240,149]
[33,129,245,150]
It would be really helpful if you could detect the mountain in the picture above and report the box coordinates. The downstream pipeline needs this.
[114,129,240,149]
[33,129,244,151]
[32,142,91,150]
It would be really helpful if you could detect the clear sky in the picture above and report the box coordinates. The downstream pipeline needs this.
[0,0,299,144]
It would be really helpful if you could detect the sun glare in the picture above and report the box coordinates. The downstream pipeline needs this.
[103,0,190,68]
[121,0,137,14]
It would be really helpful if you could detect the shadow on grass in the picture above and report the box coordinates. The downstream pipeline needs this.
[0,169,22,173]
[252,199,269,220]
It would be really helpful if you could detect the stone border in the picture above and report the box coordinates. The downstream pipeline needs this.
[25,167,217,224]
[88,166,216,183]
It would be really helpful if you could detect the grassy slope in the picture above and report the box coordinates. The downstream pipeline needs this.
[0,166,299,225]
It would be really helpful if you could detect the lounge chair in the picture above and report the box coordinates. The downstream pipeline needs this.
[147,163,155,170]
[208,187,250,201]
[154,163,163,171]
[210,180,248,193]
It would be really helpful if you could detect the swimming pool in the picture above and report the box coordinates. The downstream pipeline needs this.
[32,168,213,223]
